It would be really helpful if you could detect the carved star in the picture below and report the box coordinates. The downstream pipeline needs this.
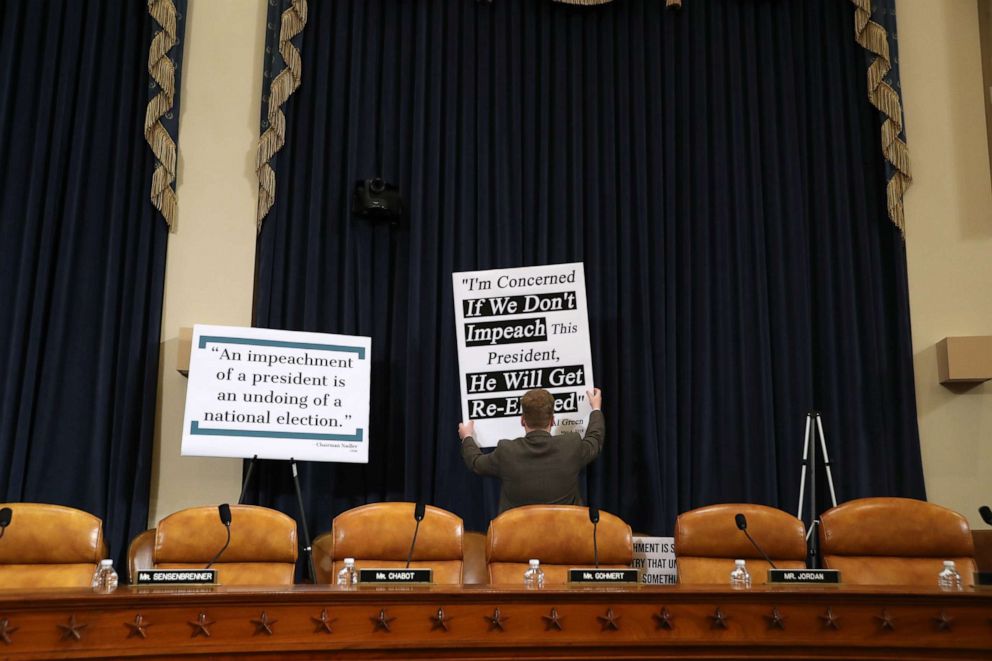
[933,610,953,632]
[372,608,396,632]
[708,607,729,629]
[427,607,449,632]
[251,611,277,635]
[875,609,896,631]
[765,607,785,630]
[188,611,215,638]
[0,617,18,644]
[57,614,88,641]
[819,607,841,630]
[653,607,674,630]
[311,608,336,634]
[597,607,621,631]
[486,607,508,631]
[125,614,151,639]
[542,607,563,631]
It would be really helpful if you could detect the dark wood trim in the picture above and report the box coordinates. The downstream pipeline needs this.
[0,585,988,659]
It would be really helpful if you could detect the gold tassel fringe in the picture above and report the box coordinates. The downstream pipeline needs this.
[145,0,179,231]
[255,0,308,234]
[850,0,912,234]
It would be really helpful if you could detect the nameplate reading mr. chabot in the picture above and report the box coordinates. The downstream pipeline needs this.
[569,568,640,584]
[358,568,433,584]
[768,569,841,584]
[136,569,217,585]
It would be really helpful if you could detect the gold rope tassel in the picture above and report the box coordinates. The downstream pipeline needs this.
[255,0,308,234]
[850,0,911,234]
[145,0,179,231]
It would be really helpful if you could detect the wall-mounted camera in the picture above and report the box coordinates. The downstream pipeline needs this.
[352,177,404,223]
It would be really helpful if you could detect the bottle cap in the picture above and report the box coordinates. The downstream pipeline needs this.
[99,559,113,567]
[943,560,955,568]
[344,557,355,566]
[735,559,746,567]
[529,559,540,567]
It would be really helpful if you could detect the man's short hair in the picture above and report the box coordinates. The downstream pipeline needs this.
[521,389,555,429]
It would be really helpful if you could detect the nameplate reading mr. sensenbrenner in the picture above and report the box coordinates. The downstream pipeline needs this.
[136,569,218,586]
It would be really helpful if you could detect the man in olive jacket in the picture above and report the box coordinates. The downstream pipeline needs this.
[459,387,604,513]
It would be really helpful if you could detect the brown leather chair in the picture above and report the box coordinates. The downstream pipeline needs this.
[819,497,977,586]
[149,505,297,586]
[675,503,807,584]
[314,502,464,584]
[486,504,633,585]
[0,503,107,588]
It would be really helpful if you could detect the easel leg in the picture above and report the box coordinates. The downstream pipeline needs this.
[291,459,317,584]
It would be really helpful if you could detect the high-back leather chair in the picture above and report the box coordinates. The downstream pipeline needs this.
[819,497,977,586]
[675,503,807,584]
[0,503,107,588]
[148,505,297,586]
[314,502,464,584]
[486,504,633,585]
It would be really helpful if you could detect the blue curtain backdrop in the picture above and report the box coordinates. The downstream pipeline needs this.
[0,0,182,569]
[249,0,924,544]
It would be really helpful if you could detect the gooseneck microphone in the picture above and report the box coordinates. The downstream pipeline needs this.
[735,513,777,570]
[205,504,232,569]
[405,501,427,569]
[589,505,600,568]
[980,505,992,526]
[0,507,11,540]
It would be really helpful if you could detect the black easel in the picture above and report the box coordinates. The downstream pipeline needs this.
[238,454,317,584]
[796,411,838,569]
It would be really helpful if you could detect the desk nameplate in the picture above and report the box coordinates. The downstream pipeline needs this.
[358,568,433,584]
[135,569,217,585]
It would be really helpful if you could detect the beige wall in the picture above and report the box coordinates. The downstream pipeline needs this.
[149,0,992,529]
[149,0,267,525]
[898,0,992,530]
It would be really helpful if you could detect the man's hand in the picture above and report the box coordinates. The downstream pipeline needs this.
[587,387,602,410]
[458,420,475,440]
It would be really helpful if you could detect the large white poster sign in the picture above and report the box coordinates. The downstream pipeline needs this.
[181,324,371,463]
[631,536,678,585]
[452,262,595,448]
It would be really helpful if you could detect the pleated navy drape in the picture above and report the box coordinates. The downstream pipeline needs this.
[0,0,179,568]
[250,0,924,545]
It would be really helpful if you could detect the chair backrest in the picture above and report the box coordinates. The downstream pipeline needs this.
[675,503,807,584]
[819,497,977,586]
[325,502,464,584]
[127,529,156,584]
[0,503,107,588]
[486,504,632,585]
[153,505,297,586]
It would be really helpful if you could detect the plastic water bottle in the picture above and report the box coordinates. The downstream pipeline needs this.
[336,557,357,587]
[91,559,118,593]
[937,560,963,591]
[729,559,751,589]
[523,559,545,589]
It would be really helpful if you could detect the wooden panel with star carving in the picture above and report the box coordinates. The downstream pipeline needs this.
[0,585,988,658]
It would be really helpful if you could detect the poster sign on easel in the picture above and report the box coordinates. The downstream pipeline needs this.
[451,262,595,448]
[181,324,371,463]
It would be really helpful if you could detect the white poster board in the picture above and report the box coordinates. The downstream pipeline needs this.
[452,263,595,447]
[181,324,371,463]
[631,536,678,585]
